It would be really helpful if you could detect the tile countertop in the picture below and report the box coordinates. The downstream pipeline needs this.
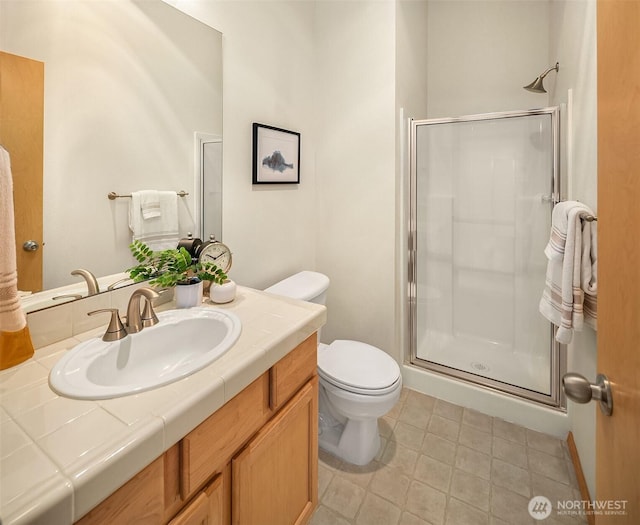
[0,287,326,525]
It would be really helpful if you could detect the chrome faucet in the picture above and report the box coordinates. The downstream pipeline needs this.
[71,269,100,295]
[126,287,160,334]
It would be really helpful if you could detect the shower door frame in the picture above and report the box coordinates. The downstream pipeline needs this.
[408,107,566,409]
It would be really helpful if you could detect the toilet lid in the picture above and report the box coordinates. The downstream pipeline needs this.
[318,340,401,394]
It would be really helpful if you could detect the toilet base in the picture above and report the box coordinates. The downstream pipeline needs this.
[319,417,381,466]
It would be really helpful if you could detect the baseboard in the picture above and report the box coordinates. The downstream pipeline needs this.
[566,431,594,525]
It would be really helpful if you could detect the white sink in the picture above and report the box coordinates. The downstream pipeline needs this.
[49,307,242,399]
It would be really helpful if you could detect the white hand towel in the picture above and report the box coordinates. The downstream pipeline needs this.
[129,190,179,251]
[581,220,597,329]
[0,145,35,369]
[0,146,27,333]
[539,200,597,343]
[139,190,162,220]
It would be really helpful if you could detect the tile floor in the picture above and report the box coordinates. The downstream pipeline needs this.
[311,388,587,525]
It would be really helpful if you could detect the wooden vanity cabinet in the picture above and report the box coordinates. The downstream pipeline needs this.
[75,334,318,525]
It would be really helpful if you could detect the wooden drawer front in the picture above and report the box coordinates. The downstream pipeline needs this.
[270,334,317,411]
[232,377,318,525]
[75,454,165,525]
[168,473,225,525]
[181,372,271,498]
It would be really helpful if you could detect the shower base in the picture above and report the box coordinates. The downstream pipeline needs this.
[416,330,550,396]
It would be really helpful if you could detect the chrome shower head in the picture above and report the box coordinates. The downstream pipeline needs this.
[524,62,559,93]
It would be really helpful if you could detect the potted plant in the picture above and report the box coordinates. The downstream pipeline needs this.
[127,240,227,308]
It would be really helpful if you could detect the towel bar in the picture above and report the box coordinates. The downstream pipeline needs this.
[107,190,189,200]
[583,215,597,222]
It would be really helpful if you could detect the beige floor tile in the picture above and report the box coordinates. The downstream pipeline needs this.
[458,424,492,455]
[318,464,333,498]
[334,459,379,488]
[381,442,419,477]
[450,468,491,511]
[421,432,457,465]
[434,399,463,422]
[322,476,367,520]
[413,454,452,493]
[527,448,570,485]
[445,497,489,525]
[399,512,431,525]
[398,402,432,430]
[526,429,565,458]
[491,458,532,498]
[404,389,437,412]
[492,436,528,469]
[428,414,461,442]
[455,445,491,480]
[310,504,353,525]
[493,418,526,444]
[462,408,493,433]
[370,464,411,507]
[393,421,427,451]
[490,485,535,525]
[405,480,447,525]
[355,493,401,525]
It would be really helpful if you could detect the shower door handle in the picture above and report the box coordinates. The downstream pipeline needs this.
[562,373,613,416]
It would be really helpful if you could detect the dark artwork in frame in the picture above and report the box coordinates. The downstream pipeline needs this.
[252,123,300,184]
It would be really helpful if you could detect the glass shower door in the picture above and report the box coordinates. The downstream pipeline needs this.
[410,108,562,405]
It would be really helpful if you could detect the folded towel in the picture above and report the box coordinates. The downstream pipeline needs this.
[0,145,34,368]
[139,190,162,220]
[539,201,597,343]
[129,190,179,251]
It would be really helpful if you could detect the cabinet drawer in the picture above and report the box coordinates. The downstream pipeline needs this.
[180,372,271,497]
[270,334,317,411]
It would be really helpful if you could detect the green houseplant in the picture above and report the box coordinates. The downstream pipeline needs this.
[127,240,227,288]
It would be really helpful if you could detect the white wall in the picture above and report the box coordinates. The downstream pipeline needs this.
[313,1,397,350]
[169,0,318,291]
[426,0,551,117]
[549,0,598,499]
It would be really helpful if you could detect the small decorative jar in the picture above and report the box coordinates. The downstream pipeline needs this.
[209,279,236,304]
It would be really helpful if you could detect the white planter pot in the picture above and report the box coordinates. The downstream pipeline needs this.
[174,280,203,308]
[209,279,236,304]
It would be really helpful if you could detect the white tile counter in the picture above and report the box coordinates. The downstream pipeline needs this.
[0,287,326,524]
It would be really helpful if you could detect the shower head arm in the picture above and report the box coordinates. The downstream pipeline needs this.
[539,62,560,80]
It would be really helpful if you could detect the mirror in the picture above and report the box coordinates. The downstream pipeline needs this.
[0,0,222,311]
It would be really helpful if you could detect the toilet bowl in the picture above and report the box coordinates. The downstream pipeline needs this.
[264,271,402,465]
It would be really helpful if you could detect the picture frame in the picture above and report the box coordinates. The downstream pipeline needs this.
[252,123,300,184]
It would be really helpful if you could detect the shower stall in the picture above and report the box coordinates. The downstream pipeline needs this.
[408,107,565,408]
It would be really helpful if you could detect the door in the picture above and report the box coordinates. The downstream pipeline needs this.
[596,1,640,522]
[232,378,318,525]
[0,51,44,292]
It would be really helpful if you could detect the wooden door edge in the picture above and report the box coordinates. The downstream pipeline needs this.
[566,431,594,525]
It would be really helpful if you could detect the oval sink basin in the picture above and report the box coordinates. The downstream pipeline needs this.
[50,307,241,399]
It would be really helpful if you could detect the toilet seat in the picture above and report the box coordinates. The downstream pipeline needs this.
[318,340,401,396]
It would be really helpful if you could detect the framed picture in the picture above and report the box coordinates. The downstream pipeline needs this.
[252,123,300,184]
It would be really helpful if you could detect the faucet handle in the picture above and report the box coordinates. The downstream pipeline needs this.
[141,297,159,328]
[88,308,128,342]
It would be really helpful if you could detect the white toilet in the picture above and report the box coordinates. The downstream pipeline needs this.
[265,271,402,465]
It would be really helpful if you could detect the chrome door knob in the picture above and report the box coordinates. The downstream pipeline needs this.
[562,372,613,416]
[23,240,40,252]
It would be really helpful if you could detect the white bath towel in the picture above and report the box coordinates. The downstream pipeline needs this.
[0,146,27,332]
[539,201,597,343]
[129,190,179,251]
[139,190,162,220]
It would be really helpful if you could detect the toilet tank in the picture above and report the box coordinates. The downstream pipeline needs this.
[264,271,330,305]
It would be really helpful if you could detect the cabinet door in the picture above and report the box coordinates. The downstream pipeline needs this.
[169,473,225,525]
[232,378,318,525]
